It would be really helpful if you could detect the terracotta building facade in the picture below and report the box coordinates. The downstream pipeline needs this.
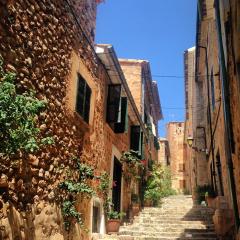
[0,1,162,240]
[166,122,188,193]
[187,0,240,239]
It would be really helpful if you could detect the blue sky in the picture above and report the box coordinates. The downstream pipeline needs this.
[95,0,197,137]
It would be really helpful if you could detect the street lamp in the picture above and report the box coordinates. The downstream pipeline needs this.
[187,136,194,148]
[187,136,208,155]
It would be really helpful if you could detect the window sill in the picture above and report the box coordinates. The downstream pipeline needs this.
[73,112,90,133]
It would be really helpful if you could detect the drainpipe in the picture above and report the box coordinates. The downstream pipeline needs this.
[215,0,240,229]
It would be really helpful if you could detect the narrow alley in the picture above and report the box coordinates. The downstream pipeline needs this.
[94,195,217,240]
[0,0,240,240]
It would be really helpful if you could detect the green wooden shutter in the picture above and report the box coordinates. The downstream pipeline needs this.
[130,126,142,156]
[106,84,121,123]
[114,97,128,133]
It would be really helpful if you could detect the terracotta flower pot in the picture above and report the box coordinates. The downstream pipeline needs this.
[206,196,216,208]
[106,219,121,233]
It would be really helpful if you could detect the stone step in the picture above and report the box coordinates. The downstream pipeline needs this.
[119,230,217,238]
[133,219,213,224]
[93,195,217,240]
[120,226,215,232]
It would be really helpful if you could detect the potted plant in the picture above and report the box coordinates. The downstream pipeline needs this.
[195,184,216,205]
[205,185,216,208]
[106,210,125,233]
[131,193,140,216]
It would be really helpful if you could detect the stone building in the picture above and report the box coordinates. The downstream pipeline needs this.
[190,0,240,238]
[184,46,207,196]
[166,122,188,193]
[158,138,170,166]
[118,59,163,165]
[0,1,162,240]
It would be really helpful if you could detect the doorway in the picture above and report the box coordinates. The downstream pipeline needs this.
[112,157,122,212]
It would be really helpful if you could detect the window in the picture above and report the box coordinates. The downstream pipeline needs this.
[106,84,121,123]
[114,97,128,133]
[76,74,91,123]
[130,126,143,158]
[106,85,128,134]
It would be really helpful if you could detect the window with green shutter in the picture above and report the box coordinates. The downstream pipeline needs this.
[76,74,92,123]
[114,97,128,133]
[130,126,143,158]
[106,84,121,123]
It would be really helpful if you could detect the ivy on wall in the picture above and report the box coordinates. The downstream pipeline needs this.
[0,56,53,156]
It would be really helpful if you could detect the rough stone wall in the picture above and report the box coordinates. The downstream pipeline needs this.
[71,0,97,44]
[0,1,135,239]
[166,122,186,192]
[226,0,240,218]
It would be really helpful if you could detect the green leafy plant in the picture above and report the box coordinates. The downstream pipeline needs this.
[62,200,83,231]
[121,150,144,181]
[77,162,94,180]
[98,172,110,193]
[195,184,216,204]
[107,210,126,220]
[59,159,95,231]
[144,164,176,206]
[0,56,53,155]
[59,180,95,197]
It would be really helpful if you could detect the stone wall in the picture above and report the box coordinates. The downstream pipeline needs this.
[166,122,187,192]
[0,1,135,239]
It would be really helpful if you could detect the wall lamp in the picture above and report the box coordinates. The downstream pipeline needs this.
[187,136,209,155]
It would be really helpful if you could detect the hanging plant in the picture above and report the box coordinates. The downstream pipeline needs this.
[120,150,144,182]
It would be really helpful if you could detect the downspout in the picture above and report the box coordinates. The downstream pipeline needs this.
[215,0,240,229]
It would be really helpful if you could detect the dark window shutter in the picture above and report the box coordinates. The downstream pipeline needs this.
[130,126,142,156]
[114,97,128,133]
[76,74,91,123]
[106,85,121,123]
[76,75,85,117]
[84,84,91,122]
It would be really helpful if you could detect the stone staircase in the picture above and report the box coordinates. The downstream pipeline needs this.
[93,195,218,240]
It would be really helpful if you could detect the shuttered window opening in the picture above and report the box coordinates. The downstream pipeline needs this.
[76,74,92,123]
[114,97,128,133]
[106,84,121,123]
[130,126,143,158]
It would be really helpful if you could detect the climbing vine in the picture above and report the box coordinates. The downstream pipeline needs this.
[58,159,95,231]
[97,171,110,212]
[0,56,53,156]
